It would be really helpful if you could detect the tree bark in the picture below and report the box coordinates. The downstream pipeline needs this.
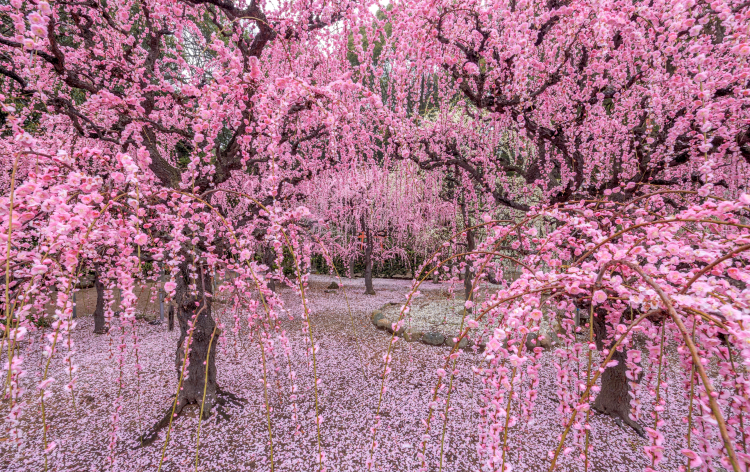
[348,256,355,279]
[463,227,475,302]
[168,304,174,331]
[173,257,218,417]
[459,193,476,302]
[362,212,375,295]
[262,245,277,292]
[139,256,223,446]
[92,266,108,334]
[591,306,644,436]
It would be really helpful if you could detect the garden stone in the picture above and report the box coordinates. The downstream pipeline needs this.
[375,317,391,330]
[422,332,445,346]
[525,332,552,351]
[403,330,423,342]
[386,324,406,336]
[327,281,339,290]
[445,336,469,349]
[371,311,386,326]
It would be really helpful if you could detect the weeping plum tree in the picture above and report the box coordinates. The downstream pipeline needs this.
[305,162,451,294]
[369,0,750,436]
[0,0,382,444]
[2,0,750,470]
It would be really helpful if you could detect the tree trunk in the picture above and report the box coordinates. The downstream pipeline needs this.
[139,257,223,446]
[362,212,375,295]
[173,258,218,416]
[463,227,475,302]
[348,256,355,279]
[591,306,644,436]
[168,304,174,331]
[263,246,277,292]
[92,266,108,334]
[459,194,476,303]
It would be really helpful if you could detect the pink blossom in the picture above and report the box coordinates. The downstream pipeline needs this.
[30,24,47,38]
[680,449,703,467]
[39,2,52,15]
[592,290,607,305]
[28,12,44,25]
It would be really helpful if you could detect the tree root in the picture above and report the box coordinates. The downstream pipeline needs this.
[137,387,246,447]
[215,387,247,422]
[592,404,645,438]
[136,388,247,447]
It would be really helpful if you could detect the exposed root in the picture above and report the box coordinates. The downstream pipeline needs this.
[136,388,246,446]
[622,416,646,438]
[592,404,645,437]
[215,387,247,422]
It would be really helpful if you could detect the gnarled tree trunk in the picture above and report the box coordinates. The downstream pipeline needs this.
[168,304,174,331]
[140,256,241,446]
[173,257,217,415]
[591,306,644,436]
[459,193,476,303]
[463,227,475,302]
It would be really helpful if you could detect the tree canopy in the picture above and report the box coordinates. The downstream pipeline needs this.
[1,0,750,471]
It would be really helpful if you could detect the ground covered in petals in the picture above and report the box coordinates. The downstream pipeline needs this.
[2,276,693,471]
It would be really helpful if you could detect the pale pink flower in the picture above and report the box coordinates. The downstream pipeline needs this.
[30,24,47,38]
[680,449,703,467]
[249,56,262,80]
[28,12,44,25]
[39,2,52,16]
[592,290,607,305]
